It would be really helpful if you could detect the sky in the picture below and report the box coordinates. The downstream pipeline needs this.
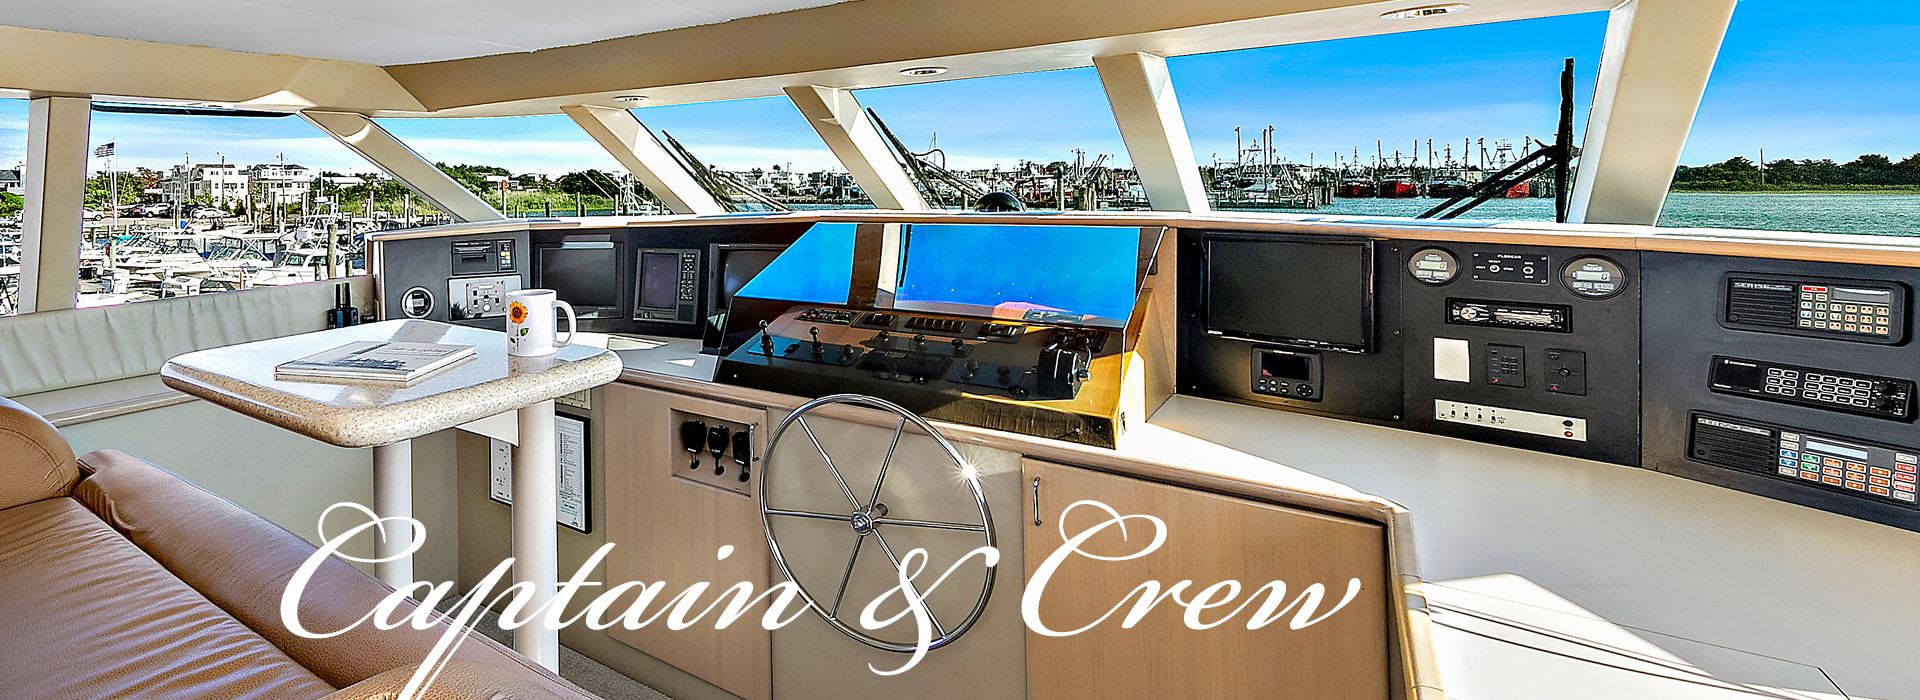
[0,0,1915,176]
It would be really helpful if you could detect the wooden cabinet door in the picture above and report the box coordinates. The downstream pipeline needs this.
[603,383,772,700]
[1022,459,1389,700]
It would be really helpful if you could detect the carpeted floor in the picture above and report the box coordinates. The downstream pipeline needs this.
[437,599,671,699]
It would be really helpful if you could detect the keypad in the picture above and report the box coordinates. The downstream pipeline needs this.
[1777,432,1917,504]
[1763,368,1890,410]
[1798,286,1893,337]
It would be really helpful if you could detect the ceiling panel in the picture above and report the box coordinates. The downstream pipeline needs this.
[0,0,848,65]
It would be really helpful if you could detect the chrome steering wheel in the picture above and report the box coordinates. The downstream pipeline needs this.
[759,394,996,653]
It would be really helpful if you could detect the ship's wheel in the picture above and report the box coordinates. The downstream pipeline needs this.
[759,394,996,653]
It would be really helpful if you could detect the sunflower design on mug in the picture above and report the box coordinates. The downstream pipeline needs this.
[507,301,529,345]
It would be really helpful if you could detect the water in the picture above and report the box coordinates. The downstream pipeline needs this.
[520,195,1920,237]
[1252,192,1920,237]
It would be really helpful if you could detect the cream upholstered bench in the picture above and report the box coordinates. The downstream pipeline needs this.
[2,280,365,424]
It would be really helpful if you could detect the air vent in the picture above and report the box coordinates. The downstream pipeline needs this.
[905,316,973,335]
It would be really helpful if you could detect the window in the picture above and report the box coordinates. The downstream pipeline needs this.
[79,106,384,308]
[1664,1,1920,236]
[853,68,1139,211]
[631,96,870,210]
[1168,13,1606,219]
[376,114,661,218]
[1,98,25,315]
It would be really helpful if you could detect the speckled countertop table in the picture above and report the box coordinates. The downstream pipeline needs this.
[161,319,624,448]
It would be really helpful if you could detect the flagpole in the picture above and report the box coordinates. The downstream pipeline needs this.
[109,150,117,232]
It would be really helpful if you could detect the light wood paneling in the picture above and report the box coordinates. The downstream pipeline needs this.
[603,383,772,700]
[1022,458,1390,700]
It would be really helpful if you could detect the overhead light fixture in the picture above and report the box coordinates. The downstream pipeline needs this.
[613,95,648,103]
[1381,3,1470,20]
[899,66,949,77]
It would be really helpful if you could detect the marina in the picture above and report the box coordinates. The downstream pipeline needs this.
[4,1,1920,699]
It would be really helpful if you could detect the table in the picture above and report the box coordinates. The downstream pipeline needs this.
[161,319,622,670]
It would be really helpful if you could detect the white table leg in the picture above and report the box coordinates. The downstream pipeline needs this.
[512,399,560,670]
[371,440,414,590]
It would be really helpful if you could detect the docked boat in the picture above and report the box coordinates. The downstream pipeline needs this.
[0,2,1911,700]
[1377,171,1422,198]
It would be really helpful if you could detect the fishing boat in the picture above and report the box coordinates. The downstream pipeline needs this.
[0,3,1912,700]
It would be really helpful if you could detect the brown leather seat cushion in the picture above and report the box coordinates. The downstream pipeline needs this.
[0,497,336,699]
[71,449,592,698]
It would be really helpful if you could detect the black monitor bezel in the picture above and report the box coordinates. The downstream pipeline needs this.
[531,238,624,319]
[1199,232,1375,354]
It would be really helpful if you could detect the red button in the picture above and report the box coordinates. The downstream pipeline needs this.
[1898,472,1916,482]
[1897,482,1915,493]
[1898,464,1916,474]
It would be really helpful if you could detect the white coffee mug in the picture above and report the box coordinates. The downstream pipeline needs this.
[506,289,577,357]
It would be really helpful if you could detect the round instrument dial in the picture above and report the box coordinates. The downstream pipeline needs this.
[400,286,434,318]
[1408,248,1460,285]
[1561,256,1628,299]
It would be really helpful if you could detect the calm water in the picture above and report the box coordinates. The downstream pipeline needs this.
[590,195,1920,237]
[1285,192,1920,237]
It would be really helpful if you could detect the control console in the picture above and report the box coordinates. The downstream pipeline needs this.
[1723,274,1907,343]
[1688,413,1917,507]
[1709,356,1914,421]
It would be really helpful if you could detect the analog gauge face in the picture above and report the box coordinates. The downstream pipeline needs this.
[1408,248,1460,285]
[1561,256,1628,298]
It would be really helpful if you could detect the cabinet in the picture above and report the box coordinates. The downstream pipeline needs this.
[1022,459,1389,700]
[604,383,772,700]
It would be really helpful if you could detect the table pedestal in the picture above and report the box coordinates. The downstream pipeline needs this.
[513,399,561,670]
[371,440,413,589]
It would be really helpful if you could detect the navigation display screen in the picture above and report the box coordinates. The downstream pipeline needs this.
[537,243,618,311]
[636,252,680,310]
[895,224,1150,328]
[1203,236,1372,352]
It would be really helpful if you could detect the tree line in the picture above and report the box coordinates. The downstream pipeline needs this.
[1673,152,1920,191]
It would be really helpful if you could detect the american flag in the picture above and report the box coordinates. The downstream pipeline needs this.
[92,142,114,158]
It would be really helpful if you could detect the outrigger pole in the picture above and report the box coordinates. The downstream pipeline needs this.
[1420,58,1579,223]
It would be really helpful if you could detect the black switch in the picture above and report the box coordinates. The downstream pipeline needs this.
[1487,344,1526,388]
[1545,349,1588,396]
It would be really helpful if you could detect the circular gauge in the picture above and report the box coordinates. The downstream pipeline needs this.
[1408,248,1460,285]
[1561,256,1628,299]
[400,286,435,318]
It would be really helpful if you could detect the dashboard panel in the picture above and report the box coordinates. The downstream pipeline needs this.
[373,215,1919,532]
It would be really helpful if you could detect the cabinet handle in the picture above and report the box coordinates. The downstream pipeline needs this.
[1031,476,1042,527]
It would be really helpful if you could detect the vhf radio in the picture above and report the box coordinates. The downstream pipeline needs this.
[1709,356,1915,421]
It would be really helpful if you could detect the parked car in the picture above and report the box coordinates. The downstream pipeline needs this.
[137,203,171,217]
[81,208,103,221]
[192,207,227,219]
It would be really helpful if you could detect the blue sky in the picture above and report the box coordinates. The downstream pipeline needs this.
[0,0,1914,176]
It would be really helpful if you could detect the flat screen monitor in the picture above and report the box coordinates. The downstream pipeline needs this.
[1203,236,1372,352]
[535,242,619,316]
[713,247,784,313]
[894,224,1154,328]
[636,251,681,311]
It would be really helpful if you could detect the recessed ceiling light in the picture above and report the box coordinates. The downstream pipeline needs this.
[899,66,949,77]
[1381,3,1470,20]
[613,95,648,103]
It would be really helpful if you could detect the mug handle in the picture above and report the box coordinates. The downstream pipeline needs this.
[553,300,577,347]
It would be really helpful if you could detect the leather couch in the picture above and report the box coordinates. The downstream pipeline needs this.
[0,398,595,699]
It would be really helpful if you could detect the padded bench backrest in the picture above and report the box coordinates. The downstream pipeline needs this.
[0,279,369,397]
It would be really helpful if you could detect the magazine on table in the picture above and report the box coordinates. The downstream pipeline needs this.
[275,341,475,383]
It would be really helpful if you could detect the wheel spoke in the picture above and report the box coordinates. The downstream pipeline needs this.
[829,533,866,619]
[798,416,864,509]
[867,416,906,507]
[766,508,848,523]
[869,530,947,637]
[874,517,986,533]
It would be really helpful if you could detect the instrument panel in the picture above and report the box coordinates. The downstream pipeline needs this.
[373,217,1920,531]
